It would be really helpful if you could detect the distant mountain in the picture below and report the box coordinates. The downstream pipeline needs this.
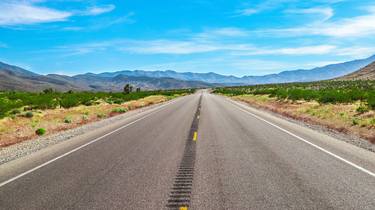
[93,70,241,84]
[93,55,375,84]
[1,54,374,92]
[47,74,215,91]
[0,61,81,91]
[0,62,214,92]
[336,61,375,80]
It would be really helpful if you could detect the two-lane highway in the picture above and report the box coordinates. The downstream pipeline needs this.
[1,91,375,209]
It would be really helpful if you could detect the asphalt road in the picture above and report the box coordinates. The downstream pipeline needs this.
[0,91,375,209]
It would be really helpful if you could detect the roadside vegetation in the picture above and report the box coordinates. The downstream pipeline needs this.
[0,88,192,118]
[0,87,194,147]
[214,81,375,143]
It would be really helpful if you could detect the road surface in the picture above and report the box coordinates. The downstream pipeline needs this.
[0,91,375,209]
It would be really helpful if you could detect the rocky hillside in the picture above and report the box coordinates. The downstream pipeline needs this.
[336,61,375,80]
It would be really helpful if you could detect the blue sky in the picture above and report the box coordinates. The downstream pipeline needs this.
[0,0,375,76]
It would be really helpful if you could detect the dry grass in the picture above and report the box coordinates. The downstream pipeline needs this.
[233,94,375,143]
[0,95,168,147]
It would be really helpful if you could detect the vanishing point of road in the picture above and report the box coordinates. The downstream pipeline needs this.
[1,91,375,209]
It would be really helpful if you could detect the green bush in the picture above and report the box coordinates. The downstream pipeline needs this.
[25,111,34,118]
[60,96,80,108]
[82,115,89,121]
[10,109,21,115]
[64,117,72,123]
[367,93,375,110]
[97,113,106,118]
[356,104,369,114]
[112,107,128,113]
[35,128,46,136]
[352,118,359,126]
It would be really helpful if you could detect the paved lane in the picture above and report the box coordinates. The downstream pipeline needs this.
[192,93,375,210]
[0,94,201,209]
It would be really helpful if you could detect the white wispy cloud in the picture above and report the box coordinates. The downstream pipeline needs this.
[234,0,297,16]
[195,27,249,39]
[55,37,339,57]
[122,39,253,55]
[234,0,344,17]
[62,12,135,31]
[285,7,334,22]
[80,4,116,16]
[55,40,118,56]
[234,45,337,56]
[236,8,259,16]
[48,38,251,56]
[46,22,373,58]
[336,46,375,58]
[0,1,71,26]
[264,6,375,38]
[0,1,117,26]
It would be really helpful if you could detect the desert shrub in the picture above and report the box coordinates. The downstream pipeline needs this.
[29,94,59,110]
[367,93,375,110]
[97,113,106,118]
[356,104,369,114]
[25,111,34,118]
[82,115,89,121]
[59,96,80,108]
[64,117,72,123]
[112,107,128,113]
[10,109,21,115]
[112,98,124,104]
[352,118,359,126]
[35,128,46,136]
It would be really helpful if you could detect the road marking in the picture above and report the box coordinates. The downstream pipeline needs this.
[179,206,188,210]
[0,97,182,188]
[226,98,375,178]
[193,132,197,141]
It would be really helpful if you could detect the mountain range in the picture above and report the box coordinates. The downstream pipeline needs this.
[0,62,215,92]
[1,54,375,92]
[91,54,375,84]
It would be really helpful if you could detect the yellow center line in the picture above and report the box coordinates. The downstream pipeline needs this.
[193,132,197,141]
[179,206,188,210]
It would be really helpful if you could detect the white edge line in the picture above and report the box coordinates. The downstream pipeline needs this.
[225,97,375,178]
[0,97,181,188]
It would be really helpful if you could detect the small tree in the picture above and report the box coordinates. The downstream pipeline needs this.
[43,88,54,94]
[123,84,132,94]
[136,87,141,92]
